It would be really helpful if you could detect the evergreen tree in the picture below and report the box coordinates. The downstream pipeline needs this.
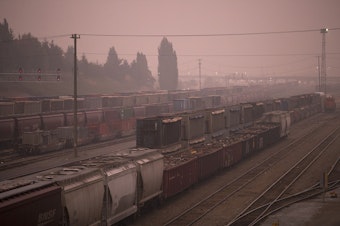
[158,37,178,90]
[131,52,155,90]
[0,19,15,72]
[0,19,158,95]
[104,47,122,80]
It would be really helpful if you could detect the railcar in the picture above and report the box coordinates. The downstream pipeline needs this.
[136,115,182,151]
[109,148,164,207]
[19,130,66,154]
[0,102,14,116]
[27,166,105,226]
[195,144,224,181]
[15,115,42,145]
[0,179,62,226]
[324,95,336,112]
[179,111,206,146]
[75,156,139,225]
[1,95,322,225]
[163,151,199,199]
[205,107,227,139]
[0,90,323,155]
[0,118,16,148]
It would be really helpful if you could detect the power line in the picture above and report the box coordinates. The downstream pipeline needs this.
[79,27,340,38]
[79,52,340,59]
[0,34,70,43]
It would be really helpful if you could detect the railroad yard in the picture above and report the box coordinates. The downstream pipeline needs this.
[1,2,340,225]
[0,85,339,226]
[128,92,340,226]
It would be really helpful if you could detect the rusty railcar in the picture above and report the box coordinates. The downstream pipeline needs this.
[163,152,198,199]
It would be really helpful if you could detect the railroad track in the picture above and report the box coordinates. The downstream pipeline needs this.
[328,151,340,182]
[0,136,135,177]
[227,125,340,226]
[163,116,339,226]
[237,156,340,226]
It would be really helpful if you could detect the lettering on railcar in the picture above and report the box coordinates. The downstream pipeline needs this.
[37,209,56,226]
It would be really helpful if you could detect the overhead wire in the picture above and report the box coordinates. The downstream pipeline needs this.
[78,27,340,38]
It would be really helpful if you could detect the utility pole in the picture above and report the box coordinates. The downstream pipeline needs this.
[198,59,201,90]
[320,28,328,93]
[317,56,321,92]
[71,34,80,157]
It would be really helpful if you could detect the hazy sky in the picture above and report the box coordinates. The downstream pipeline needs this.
[1,0,340,78]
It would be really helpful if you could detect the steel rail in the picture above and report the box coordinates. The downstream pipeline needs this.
[163,118,333,226]
[227,126,340,226]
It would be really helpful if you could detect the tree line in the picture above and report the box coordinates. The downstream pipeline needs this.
[0,19,178,92]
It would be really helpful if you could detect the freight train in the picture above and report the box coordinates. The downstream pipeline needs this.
[0,87,323,154]
[0,91,323,226]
